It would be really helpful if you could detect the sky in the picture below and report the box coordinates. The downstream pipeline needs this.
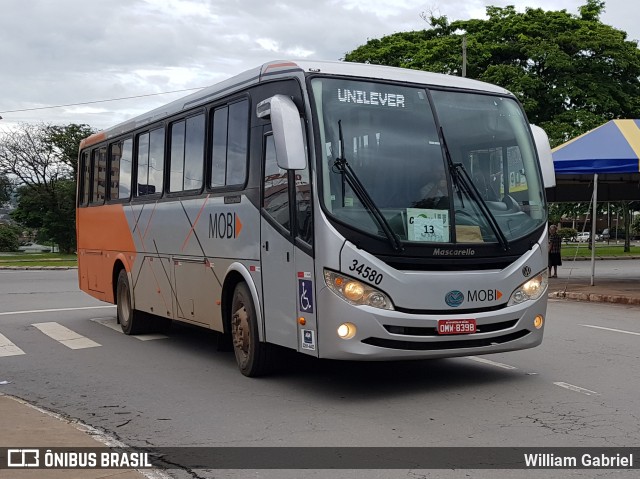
[1,0,639,131]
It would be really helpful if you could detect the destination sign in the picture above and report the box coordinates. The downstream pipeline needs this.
[337,89,406,108]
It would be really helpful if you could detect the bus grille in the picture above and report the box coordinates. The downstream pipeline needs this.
[361,330,530,351]
[383,319,519,336]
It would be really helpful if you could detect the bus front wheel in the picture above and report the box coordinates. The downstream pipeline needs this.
[230,282,271,377]
[116,269,147,335]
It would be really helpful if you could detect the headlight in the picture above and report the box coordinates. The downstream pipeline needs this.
[507,270,548,306]
[324,270,394,310]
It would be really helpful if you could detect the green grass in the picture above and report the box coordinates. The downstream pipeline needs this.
[0,253,77,267]
[561,244,640,258]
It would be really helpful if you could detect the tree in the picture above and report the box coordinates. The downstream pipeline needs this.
[0,174,12,205]
[610,201,640,251]
[0,123,95,253]
[548,202,602,229]
[46,124,95,180]
[0,224,21,252]
[632,215,640,238]
[11,180,77,253]
[344,1,640,147]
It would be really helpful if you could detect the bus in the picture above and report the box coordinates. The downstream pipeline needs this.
[76,60,556,377]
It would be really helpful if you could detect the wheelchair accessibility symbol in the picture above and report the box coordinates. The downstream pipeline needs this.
[298,279,314,313]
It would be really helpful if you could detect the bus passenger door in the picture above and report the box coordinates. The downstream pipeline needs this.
[260,132,297,350]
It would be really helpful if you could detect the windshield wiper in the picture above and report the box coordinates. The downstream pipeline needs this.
[439,127,509,251]
[332,120,404,252]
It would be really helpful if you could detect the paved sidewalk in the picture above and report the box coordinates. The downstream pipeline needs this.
[0,394,154,479]
[548,257,640,304]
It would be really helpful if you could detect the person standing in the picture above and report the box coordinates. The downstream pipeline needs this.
[548,225,562,278]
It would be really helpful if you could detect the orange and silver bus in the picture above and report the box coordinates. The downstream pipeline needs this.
[77,60,556,376]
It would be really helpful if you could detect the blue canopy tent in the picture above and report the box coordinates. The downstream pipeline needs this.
[546,119,640,285]
[547,119,640,202]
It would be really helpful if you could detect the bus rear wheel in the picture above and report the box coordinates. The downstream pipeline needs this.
[230,282,271,377]
[116,269,147,335]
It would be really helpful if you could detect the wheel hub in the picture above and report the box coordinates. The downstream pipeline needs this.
[232,305,250,363]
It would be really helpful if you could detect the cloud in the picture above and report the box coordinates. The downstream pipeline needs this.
[0,0,636,130]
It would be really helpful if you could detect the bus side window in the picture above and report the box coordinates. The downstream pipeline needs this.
[137,132,150,195]
[169,114,205,192]
[295,166,312,245]
[148,127,164,195]
[211,106,228,188]
[226,100,249,186]
[91,147,107,204]
[79,151,90,205]
[135,128,164,197]
[184,114,205,190]
[263,134,290,231]
[210,99,249,188]
[110,138,132,200]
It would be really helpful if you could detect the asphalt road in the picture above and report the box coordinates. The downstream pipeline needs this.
[1,269,640,479]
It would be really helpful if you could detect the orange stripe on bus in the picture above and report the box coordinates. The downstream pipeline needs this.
[77,205,137,303]
[79,132,107,150]
[77,205,136,258]
[264,62,299,71]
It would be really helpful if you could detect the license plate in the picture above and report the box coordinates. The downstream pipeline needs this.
[437,319,476,335]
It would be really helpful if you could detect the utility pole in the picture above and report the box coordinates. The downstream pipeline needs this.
[462,35,467,78]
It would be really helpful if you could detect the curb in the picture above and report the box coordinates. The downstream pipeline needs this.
[560,256,640,261]
[548,291,640,305]
[0,266,77,270]
[0,393,170,479]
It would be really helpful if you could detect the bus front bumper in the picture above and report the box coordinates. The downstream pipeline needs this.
[315,287,547,360]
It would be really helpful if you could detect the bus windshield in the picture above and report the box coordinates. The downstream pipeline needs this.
[311,77,546,246]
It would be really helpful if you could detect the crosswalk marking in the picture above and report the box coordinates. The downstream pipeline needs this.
[91,317,168,341]
[0,333,25,357]
[32,322,101,349]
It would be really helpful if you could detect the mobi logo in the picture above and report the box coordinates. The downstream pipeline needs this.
[467,289,503,302]
[209,212,243,239]
[445,290,464,307]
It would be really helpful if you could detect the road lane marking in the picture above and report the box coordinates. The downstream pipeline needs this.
[466,356,517,369]
[32,322,101,349]
[553,382,599,396]
[0,305,116,316]
[580,324,640,336]
[91,318,168,341]
[0,333,25,357]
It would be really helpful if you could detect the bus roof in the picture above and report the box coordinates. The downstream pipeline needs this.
[80,60,511,150]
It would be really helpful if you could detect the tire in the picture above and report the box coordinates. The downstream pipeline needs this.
[230,282,271,377]
[116,269,147,335]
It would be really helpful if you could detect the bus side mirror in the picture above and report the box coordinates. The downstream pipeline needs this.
[530,124,556,188]
[257,94,307,170]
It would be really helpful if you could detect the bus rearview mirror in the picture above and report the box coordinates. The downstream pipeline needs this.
[257,94,307,170]
[530,124,556,188]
